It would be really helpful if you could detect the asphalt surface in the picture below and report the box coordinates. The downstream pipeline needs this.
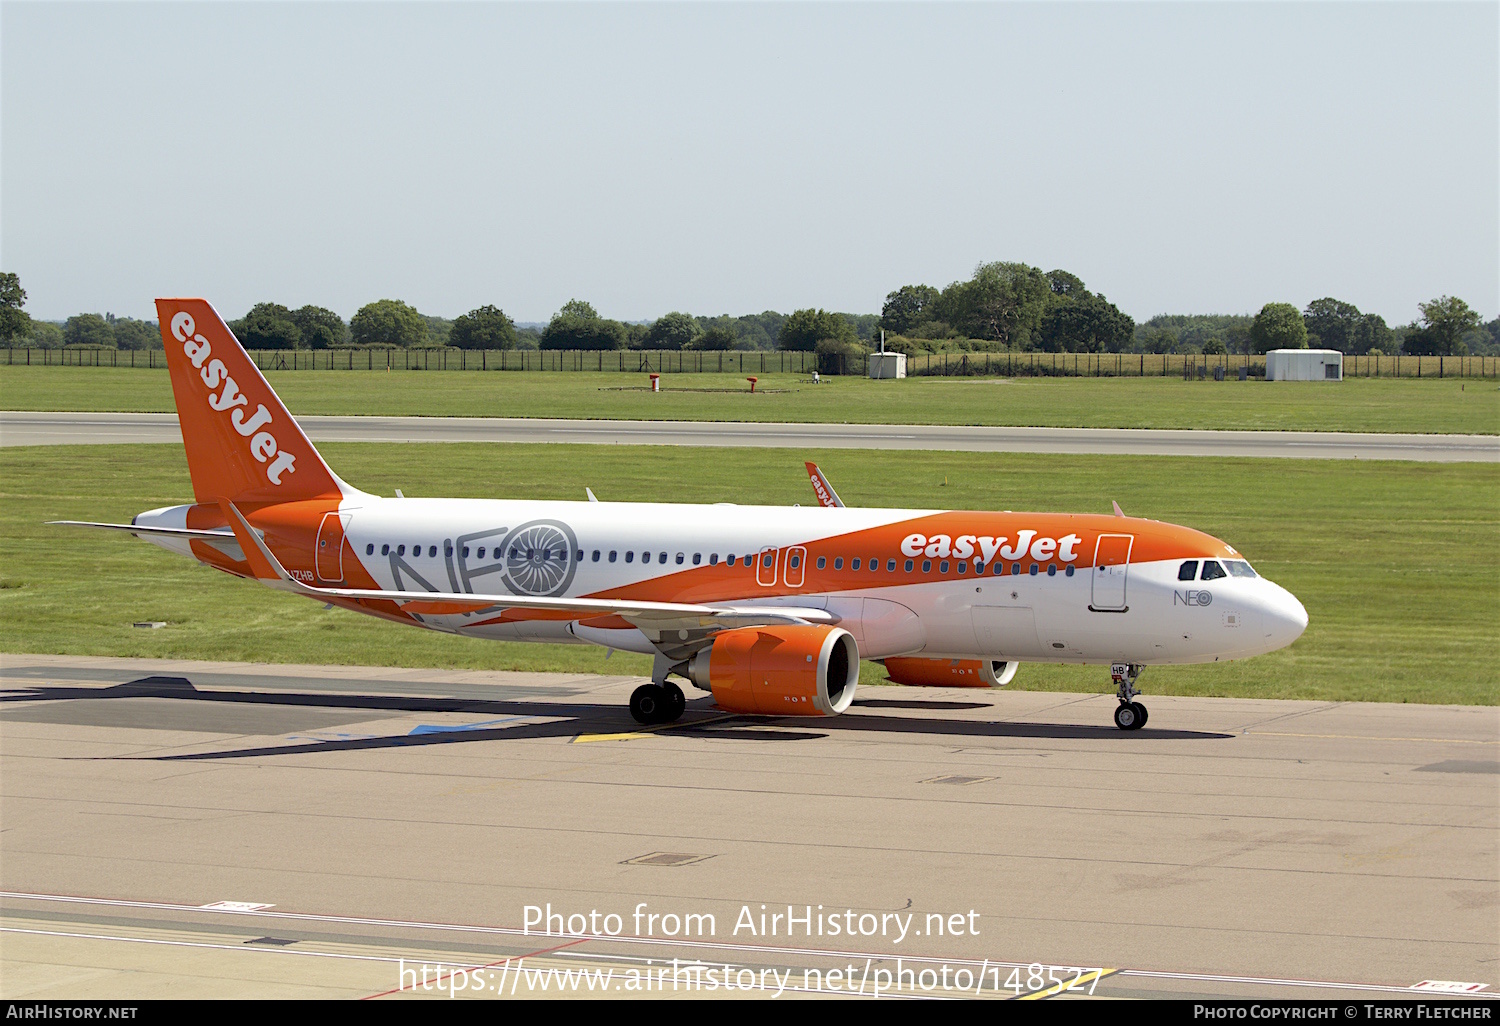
[2,411,1497,461]
[2,653,1495,1000]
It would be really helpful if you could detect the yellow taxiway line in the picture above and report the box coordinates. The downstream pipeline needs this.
[1012,967,1120,1000]
[573,713,735,743]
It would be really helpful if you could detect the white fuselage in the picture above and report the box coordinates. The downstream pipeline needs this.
[138,496,1309,667]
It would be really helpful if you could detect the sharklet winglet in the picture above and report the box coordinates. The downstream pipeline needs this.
[218,499,295,587]
[805,462,845,508]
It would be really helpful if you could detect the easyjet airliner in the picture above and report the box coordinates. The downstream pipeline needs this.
[57,300,1308,730]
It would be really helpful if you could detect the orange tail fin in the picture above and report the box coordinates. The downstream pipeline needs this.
[156,299,346,505]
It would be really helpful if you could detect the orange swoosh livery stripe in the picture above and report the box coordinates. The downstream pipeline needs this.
[583,511,1232,605]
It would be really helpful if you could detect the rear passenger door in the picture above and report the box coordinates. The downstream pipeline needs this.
[316,513,351,583]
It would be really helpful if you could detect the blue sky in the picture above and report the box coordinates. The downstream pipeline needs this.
[2,2,1495,325]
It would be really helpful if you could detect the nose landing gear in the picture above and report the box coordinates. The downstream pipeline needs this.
[1111,663,1148,730]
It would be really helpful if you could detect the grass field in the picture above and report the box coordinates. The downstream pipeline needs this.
[2,443,1495,705]
[2,365,1497,434]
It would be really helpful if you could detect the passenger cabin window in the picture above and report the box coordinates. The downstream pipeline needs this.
[884,559,893,571]
[381,544,390,555]
[922,560,932,573]
[939,561,949,574]
[625,551,634,563]
[676,552,685,564]
[609,550,617,562]
[709,554,719,565]
[727,555,736,566]
[957,562,967,574]
[851,558,860,570]
[659,552,667,564]
[902,559,912,572]
[592,550,600,562]
[762,553,774,569]
[365,543,374,555]
[1200,560,1227,580]
[816,556,826,569]
[1225,560,1258,578]
[693,553,702,565]
[1066,565,1075,577]
[429,545,437,558]
[789,554,800,569]
[1179,560,1199,581]
[397,545,405,556]
[834,557,843,570]
[1028,564,1038,576]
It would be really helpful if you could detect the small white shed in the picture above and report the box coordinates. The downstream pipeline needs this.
[868,352,907,379]
[1266,349,1342,381]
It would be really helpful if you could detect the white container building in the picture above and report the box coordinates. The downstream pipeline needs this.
[1266,349,1343,381]
[868,352,907,379]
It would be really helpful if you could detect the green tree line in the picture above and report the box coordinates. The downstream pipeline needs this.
[2,270,1493,357]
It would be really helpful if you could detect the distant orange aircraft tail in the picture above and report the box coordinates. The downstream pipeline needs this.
[156,299,345,505]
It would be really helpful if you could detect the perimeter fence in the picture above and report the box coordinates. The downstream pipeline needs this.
[6,347,1497,379]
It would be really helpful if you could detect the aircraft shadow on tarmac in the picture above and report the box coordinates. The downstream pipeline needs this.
[0,675,1234,762]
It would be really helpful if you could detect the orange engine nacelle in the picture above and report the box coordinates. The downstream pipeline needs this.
[687,624,858,716]
[882,657,1019,689]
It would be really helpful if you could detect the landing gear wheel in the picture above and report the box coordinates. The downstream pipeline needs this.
[661,682,686,722]
[1131,702,1148,728]
[1114,702,1143,731]
[630,684,666,725]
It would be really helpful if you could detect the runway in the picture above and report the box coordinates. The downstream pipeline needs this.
[2,653,1495,1000]
[3,411,1496,461]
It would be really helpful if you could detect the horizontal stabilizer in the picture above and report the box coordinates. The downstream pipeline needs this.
[49,520,235,541]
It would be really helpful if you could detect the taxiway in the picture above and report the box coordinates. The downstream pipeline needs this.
[2,654,1495,1000]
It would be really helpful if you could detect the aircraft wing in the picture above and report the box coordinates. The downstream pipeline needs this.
[217,501,835,634]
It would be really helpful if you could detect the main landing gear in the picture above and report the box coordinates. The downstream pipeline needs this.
[1111,662,1148,731]
[629,682,685,725]
[630,654,689,725]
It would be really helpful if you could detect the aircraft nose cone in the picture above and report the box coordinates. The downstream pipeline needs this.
[1263,586,1308,650]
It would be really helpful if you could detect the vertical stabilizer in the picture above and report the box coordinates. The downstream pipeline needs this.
[156,299,344,505]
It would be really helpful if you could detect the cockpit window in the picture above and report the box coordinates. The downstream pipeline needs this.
[1178,560,1199,581]
[1200,560,1227,580]
[1225,560,1258,578]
